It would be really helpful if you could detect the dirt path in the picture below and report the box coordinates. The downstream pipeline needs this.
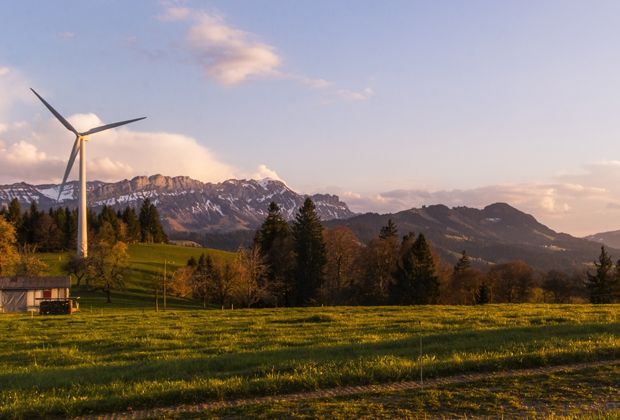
[80,359,620,419]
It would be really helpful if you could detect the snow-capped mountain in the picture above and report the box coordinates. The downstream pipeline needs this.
[0,175,354,233]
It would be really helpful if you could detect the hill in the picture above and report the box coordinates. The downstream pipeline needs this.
[325,202,610,271]
[584,230,620,249]
[0,174,354,233]
[39,243,235,308]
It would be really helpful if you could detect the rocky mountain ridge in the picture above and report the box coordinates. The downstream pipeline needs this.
[0,175,354,233]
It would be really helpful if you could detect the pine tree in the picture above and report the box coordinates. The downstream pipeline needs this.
[391,233,439,304]
[454,250,471,273]
[122,207,141,243]
[379,219,398,239]
[475,283,490,304]
[139,198,168,243]
[254,202,294,306]
[586,246,614,303]
[7,198,22,227]
[292,198,327,305]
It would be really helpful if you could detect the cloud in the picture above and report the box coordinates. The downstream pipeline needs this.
[0,111,237,185]
[335,87,375,102]
[166,9,281,85]
[0,67,9,76]
[57,31,75,40]
[156,6,374,99]
[251,164,284,182]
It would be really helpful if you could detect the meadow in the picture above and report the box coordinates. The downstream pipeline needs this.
[0,304,618,418]
[38,243,234,309]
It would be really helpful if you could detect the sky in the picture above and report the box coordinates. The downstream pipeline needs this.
[2,1,620,236]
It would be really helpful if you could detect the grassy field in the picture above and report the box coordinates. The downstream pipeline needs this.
[38,243,234,309]
[0,304,618,418]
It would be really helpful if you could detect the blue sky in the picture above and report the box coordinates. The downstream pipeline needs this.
[2,1,620,235]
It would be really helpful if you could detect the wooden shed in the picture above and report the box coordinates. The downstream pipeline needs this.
[0,277,71,313]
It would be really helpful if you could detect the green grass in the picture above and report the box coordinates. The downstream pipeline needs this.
[38,243,234,309]
[204,363,620,419]
[0,304,618,418]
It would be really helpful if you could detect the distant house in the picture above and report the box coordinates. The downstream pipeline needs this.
[0,277,71,313]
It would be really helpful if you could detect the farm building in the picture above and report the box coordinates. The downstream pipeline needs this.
[0,277,71,313]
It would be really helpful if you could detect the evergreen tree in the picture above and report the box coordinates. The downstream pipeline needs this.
[379,218,398,239]
[390,233,439,304]
[586,246,615,303]
[254,202,294,306]
[475,283,490,304]
[454,250,471,273]
[139,198,168,243]
[292,198,327,305]
[122,207,141,243]
[7,198,22,227]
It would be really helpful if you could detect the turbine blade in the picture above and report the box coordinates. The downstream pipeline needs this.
[80,117,146,136]
[30,88,78,135]
[57,136,80,202]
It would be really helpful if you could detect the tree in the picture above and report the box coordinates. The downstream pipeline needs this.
[6,198,22,227]
[379,218,398,239]
[449,250,484,305]
[169,266,194,298]
[208,262,235,308]
[355,222,400,305]
[487,261,536,303]
[14,244,49,277]
[292,198,327,305]
[323,226,363,304]
[390,233,439,305]
[475,283,490,304]
[122,207,141,243]
[139,198,168,243]
[0,217,19,276]
[88,241,129,303]
[233,245,268,307]
[586,247,616,303]
[62,254,89,287]
[254,202,294,306]
[189,253,216,308]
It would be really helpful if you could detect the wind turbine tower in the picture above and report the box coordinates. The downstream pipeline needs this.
[31,88,145,258]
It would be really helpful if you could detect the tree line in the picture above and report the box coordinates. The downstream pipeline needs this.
[166,198,619,307]
[0,197,167,251]
[0,198,168,303]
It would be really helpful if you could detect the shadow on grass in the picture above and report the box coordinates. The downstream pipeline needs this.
[2,321,618,392]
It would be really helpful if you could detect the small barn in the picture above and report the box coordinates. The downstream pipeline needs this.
[0,277,71,313]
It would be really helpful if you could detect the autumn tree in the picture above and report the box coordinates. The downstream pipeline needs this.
[449,250,484,305]
[323,226,363,304]
[487,260,536,303]
[14,244,49,277]
[0,217,19,276]
[233,245,268,307]
[88,240,129,303]
[354,221,400,305]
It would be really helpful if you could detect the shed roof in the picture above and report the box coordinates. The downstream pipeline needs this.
[0,277,70,290]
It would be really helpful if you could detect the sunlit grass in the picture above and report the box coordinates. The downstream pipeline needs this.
[0,304,618,417]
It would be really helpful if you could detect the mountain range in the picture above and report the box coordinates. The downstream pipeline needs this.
[0,175,614,271]
[325,203,613,271]
[0,175,353,233]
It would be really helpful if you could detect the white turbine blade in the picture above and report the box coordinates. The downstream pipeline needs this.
[57,136,80,201]
[30,88,79,135]
[80,117,146,136]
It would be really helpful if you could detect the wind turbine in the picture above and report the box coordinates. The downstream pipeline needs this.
[31,88,145,258]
